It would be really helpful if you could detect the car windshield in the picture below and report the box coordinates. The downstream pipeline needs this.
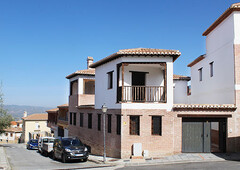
[31,140,38,143]
[43,139,48,143]
[62,139,83,147]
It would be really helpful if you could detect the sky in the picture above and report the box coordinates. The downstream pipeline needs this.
[0,0,239,107]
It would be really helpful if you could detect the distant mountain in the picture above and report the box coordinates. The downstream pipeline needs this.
[3,105,53,120]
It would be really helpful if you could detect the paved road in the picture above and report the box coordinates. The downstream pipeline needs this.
[118,161,240,170]
[3,143,101,170]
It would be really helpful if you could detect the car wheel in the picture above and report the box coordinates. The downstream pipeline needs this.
[82,158,88,162]
[62,154,67,163]
[52,151,56,160]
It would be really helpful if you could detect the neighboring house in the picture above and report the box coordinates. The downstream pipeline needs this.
[0,121,22,143]
[22,113,52,143]
[188,2,240,105]
[65,2,240,159]
[66,49,192,158]
[47,104,69,137]
[46,108,58,137]
[180,2,240,153]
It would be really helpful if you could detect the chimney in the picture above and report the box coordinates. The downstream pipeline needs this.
[23,111,27,118]
[87,56,93,69]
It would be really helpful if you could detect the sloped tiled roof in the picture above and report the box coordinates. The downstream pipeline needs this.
[46,108,59,113]
[203,3,240,36]
[11,121,17,126]
[173,75,191,81]
[57,104,69,108]
[66,69,95,79]
[90,48,181,68]
[187,55,205,67]
[4,127,22,132]
[22,113,48,121]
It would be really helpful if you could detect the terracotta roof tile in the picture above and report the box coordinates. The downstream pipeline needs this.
[11,121,17,126]
[173,75,191,81]
[66,69,95,79]
[57,104,69,108]
[173,104,236,109]
[22,113,48,121]
[90,48,181,68]
[46,108,59,113]
[4,127,22,132]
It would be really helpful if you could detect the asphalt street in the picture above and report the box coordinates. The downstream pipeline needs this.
[3,143,102,170]
[118,161,240,170]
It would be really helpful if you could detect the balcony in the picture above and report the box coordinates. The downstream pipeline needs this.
[121,86,166,103]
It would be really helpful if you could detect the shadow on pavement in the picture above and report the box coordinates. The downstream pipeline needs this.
[212,153,240,161]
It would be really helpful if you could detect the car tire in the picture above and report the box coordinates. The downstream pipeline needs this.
[52,151,56,160]
[62,154,67,163]
[82,158,88,162]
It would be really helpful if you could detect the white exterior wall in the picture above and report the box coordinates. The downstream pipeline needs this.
[173,80,189,104]
[0,132,22,141]
[95,56,174,111]
[190,13,235,104]
[234,11,240,44]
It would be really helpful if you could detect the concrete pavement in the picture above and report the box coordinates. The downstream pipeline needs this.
[0,146,11,170]
[88,152,240,167]
[1,144,240,170]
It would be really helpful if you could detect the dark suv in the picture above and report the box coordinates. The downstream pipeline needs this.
[53,137,89,163]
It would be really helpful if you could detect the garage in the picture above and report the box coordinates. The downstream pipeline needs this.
[182,118,227,153]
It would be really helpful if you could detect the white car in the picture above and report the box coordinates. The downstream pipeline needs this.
[38,137,55,155]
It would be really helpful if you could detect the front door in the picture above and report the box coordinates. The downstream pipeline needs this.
[132,72,146,101]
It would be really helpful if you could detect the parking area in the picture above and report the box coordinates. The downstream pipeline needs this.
[3,143,101,170]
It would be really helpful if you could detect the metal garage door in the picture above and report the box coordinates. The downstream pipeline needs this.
[182,120,210,153]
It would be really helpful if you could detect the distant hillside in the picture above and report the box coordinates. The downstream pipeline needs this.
[3,105,52,120]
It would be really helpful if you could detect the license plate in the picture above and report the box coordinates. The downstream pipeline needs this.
[75,154,83,156]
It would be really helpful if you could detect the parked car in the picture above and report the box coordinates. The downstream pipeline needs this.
[38,137,55,155]
[53,137,89,163]
[26,139,38,150]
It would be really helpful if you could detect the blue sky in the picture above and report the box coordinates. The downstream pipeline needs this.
[0,0,238,107]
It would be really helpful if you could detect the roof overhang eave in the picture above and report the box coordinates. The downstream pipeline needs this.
[90,53,181,68]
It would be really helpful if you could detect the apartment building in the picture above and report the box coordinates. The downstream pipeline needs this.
[65,2,240,159]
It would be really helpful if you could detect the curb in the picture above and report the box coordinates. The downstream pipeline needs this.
[124,158,227,167]
[1,147,11,170]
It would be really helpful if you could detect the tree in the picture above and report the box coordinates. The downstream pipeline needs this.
[0,83,13,133]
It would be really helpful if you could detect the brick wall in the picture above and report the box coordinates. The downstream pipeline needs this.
[230,44,240,152]
[121,109,181,158]
[68,109,121,158]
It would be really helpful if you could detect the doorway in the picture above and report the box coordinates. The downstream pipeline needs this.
[132,72,146,101]
[182,118,226,153]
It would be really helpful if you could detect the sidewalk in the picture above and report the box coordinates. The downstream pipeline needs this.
[0,146,10,170]
[88,152,240,167]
